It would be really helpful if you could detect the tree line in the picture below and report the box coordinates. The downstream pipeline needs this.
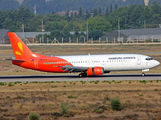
[0,1,161,42]
[1,0,161,14]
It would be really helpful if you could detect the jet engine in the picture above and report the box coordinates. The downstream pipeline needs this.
[87,67,104,76]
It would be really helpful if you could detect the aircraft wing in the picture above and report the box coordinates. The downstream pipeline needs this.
[60,65,88,73]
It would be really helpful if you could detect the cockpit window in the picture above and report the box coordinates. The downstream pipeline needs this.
[146,57,153,61]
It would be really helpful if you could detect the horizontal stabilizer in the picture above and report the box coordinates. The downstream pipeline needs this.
[12,59,25,62]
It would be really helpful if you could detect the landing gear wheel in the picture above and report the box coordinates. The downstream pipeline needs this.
[79,74,82,77]
[82,73,87,77]
[142,73,145,77]
[78,72,87,77]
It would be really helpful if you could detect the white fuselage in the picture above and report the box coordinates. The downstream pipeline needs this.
[58,54,160,72]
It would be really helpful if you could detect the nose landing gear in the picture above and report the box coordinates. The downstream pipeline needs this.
[141,69,149,77]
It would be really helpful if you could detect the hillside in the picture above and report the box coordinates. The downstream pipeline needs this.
[0,0,161,14]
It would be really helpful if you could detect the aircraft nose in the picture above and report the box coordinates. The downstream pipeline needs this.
[155,60,160,66]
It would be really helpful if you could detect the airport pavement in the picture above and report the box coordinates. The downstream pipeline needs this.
[1,52,161,58]
[0,73,161,82]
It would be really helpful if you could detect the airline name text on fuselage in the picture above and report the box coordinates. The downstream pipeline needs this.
[108,57,136,60]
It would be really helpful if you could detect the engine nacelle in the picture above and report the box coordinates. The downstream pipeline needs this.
[87,67,104,76]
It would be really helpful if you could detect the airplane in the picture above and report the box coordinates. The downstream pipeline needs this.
[8,32,160,77]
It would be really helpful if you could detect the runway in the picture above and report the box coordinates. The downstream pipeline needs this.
[1,52,161,58]
[0,73,161,82]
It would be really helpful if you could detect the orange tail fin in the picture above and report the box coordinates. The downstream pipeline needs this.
[8,32,46,59]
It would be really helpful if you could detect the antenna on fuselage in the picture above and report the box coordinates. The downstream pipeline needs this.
[88,53,90,56]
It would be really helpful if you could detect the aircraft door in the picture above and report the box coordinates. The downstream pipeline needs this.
[91,59,94,65]
[34,60,38,68]
[87,60,90,64]
[137,57,141,65]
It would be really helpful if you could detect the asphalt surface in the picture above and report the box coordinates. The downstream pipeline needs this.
[1,52,161,58]
[0,73,161,82]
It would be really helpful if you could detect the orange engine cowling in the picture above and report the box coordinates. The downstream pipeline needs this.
[87,67,104,76]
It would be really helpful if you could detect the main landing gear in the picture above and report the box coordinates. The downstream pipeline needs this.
[142,73,145,77]
[78,72,87,77]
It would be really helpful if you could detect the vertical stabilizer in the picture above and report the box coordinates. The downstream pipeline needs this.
[8,32,46,59]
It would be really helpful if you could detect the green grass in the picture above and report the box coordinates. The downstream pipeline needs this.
[137,93,143,96]
[68,95,77,98]
[8,83,14,86]
[0,82,5,86]
[52,86,57,88]
[110,98,122,111]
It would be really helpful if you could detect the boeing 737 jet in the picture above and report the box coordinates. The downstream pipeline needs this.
[8,32,160,77]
